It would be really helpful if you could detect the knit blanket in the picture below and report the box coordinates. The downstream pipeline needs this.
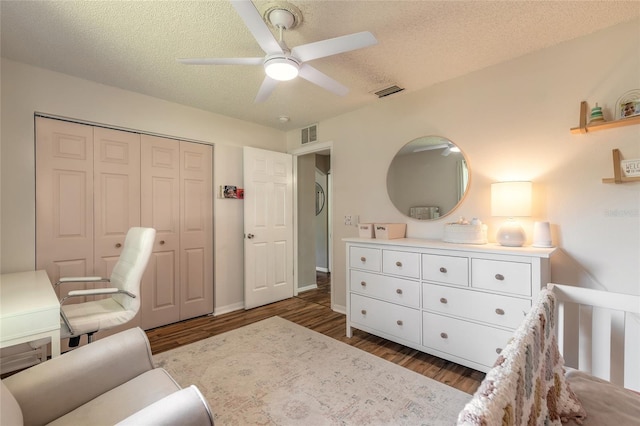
[457,289,586,425]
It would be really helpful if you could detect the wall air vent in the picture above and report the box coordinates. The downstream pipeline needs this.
[373,85,405,98]
[301,124,318,144]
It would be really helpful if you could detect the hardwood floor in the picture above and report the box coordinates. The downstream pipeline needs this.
[146,272,485,395]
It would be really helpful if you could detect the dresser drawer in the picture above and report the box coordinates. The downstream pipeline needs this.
[382,250,420,279]
[349,246,381,272]
[351,270,420,308]
[422,312,512,368]
[471,259,531,296]
[350,294,421,344]
[422,283,530,329]
[422,254,469,286]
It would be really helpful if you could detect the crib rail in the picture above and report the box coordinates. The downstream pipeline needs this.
[547,283,640,391]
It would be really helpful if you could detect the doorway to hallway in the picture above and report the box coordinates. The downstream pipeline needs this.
[293,142,333,309]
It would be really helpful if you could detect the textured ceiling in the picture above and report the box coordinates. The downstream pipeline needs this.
[2,1,639,131]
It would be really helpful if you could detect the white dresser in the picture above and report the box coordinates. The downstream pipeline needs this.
[345,238,556,372]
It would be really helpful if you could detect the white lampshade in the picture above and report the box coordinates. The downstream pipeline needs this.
[491,181,532,217]
[264,57,299,81]
[491,181,532,247]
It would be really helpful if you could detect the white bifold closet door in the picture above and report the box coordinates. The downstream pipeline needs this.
[140,135,213,329]
[36,118,141,303]
[36,117,213,335]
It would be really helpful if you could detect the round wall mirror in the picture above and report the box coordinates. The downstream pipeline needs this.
[386,135,470,220]
[315,182,325,215]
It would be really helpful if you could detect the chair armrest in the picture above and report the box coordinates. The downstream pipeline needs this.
[60,288,135,304]
[116,385,214,426]
[68,287,119,296]
[3,327,155,426]
[55,276,109,286]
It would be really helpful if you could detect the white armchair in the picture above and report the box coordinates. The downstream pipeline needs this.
[1,327,214,426]
[57,227,156,346]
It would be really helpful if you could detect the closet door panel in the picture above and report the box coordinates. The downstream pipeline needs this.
[35,117,94,299]
[180,142,213,320]
[93,127,141,285]
[140,135,181,329]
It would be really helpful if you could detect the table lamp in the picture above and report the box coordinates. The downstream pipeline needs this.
[491,181,532,247]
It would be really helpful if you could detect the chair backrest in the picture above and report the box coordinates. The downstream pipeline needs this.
[110,227,156,314]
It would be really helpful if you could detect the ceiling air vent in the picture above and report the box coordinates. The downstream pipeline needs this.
[373,85,405,98]
[301,124,318,144]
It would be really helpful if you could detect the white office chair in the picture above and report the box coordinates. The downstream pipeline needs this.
[56,227,156,347]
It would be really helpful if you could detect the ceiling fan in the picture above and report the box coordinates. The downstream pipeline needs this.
[177,0,378,103]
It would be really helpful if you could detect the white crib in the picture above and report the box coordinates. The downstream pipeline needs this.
[549,283,640,392]
[458,283,640,425]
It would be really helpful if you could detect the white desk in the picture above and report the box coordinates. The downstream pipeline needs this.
[0,270,61,357]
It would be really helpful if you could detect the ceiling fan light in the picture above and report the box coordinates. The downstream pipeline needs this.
[264,57,299,81]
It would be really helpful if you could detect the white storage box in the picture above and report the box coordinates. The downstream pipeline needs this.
[374,223,406,240]
[442,223,487,244]
[358,223,375,238]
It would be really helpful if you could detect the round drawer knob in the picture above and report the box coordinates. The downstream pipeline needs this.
[495,308,505,315]
[439,267,447,273]
[439,297,448,304]
[496,348,502,354]
[115,243,122,248]
[395,261,402,267]
[360,281,367,287]
[361,309,367,315]
[396,320,403,326]
[159,240,165,245]
[360,256,367,262]
[440,332,448,339]
[396,288,403,295]
[495,273,505,281]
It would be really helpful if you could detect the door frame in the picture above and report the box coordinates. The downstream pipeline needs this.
[290,141,333,307]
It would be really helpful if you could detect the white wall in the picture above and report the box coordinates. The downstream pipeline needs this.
[0,59,286,313]
[287,19,640,310]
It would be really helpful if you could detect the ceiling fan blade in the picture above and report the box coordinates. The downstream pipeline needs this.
[177,57,263,66]
[231,0,283,55]
[254,76,278,103]
[298,64,349,97]
[291,31,377,63]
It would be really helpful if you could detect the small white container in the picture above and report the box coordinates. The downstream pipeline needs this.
[374,223,406,240]
[442,223,487,244]
[358,223,375,238]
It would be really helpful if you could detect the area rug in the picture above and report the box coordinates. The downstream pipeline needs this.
[153,316,471,425]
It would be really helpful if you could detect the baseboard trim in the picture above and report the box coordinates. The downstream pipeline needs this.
[298,283,318,293]
[213,302,245,316]
[332,304,346,315]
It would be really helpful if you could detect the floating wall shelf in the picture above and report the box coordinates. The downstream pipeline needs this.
[570,101,640,134]
[602,149,640,184]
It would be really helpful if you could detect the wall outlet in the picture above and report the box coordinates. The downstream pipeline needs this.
[344,215,359,226]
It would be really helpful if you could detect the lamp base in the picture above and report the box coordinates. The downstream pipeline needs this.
[496,220,526,247]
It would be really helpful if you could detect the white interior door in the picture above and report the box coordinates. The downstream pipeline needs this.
[93,127,141,285]
[140,135,181,329]
[243,147,293,309]
[179,141,213,319]
[35,117,94,294]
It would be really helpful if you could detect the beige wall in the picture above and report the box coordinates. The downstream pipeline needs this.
[297,154,317,289]
[287,19,640,310]
[0,59,286,313]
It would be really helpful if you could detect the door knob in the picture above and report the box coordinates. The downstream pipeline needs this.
[247,233,255,239]
[115,243,122,248]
